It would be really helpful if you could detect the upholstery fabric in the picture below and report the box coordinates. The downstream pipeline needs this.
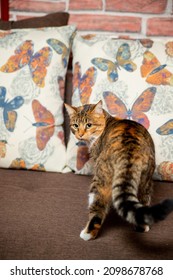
[0,168,173,260]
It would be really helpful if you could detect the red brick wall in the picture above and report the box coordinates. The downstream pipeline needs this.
[8,0,173,38]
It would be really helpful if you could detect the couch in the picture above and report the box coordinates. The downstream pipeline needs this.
[0,69,173,260]
[0,7,173,260]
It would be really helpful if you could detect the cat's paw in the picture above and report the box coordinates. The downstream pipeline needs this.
[135,225,150,232]
[80,229,93,241]
[144,225,150,232]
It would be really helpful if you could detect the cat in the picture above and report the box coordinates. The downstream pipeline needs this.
[65,100,173,241]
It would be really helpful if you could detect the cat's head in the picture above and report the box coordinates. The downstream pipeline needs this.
[65,101,106,145]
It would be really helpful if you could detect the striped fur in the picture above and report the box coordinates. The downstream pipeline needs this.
[65,101,173,240]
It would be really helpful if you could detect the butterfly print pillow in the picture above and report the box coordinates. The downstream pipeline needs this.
[0,25,76,172]
[66,34,173,181]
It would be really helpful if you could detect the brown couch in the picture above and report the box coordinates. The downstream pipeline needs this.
[0,9,173,259]
[0,71,173,260]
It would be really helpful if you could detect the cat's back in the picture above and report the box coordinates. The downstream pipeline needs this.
[105,116,151,138]
[97,115,155,155]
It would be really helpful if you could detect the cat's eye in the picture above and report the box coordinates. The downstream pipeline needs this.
[86,123,92,129]
[73,123,78,129]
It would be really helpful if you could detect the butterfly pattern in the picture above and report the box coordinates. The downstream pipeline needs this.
[31,163,46,171]
[10,157,46,171]
[76,141,90,171]
[47,39,69,68]
[73,62,97,105]
[66,34,173,179]
[32,99,55,151]
[0,140,7,158]
[103,87,156,129]
[138,39,154,49]
[91,43,137,82]
[0,25,76,172]
[0,86,24,132]
[165,42,173,58]
[156,119,173,135]
[58,76,65,100]
[10,158,26,169]
[72,62,97,170]
[0,40,53,88]
[157,161,173,181]
[141,51,173,86]
[0,31,12,39]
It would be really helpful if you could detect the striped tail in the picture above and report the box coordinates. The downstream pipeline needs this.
[135,199,173,231]
[112,184,173,232]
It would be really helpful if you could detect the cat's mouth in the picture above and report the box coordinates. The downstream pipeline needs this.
[77,137,88,142]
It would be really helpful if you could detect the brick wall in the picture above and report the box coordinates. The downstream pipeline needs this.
[8,0,173,38]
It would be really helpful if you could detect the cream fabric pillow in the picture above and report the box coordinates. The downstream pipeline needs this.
[66,33,173,180]
[0,25,76,172]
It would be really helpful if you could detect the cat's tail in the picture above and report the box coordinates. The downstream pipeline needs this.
[135,199,173,230]
[112,186,173,232]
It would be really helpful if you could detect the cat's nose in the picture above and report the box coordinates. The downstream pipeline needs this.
[78,131,84,138]
[78,133,84,138]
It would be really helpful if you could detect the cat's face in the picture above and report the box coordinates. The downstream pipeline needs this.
[65,101,106,145]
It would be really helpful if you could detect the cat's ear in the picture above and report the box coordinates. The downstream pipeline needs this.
[64,103,77,116]
[93,100,103,115]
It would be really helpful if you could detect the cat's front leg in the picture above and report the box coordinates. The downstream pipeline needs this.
[80,183,111,241]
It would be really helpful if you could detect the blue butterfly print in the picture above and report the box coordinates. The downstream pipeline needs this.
[91,43,137,82]
[47,39,70,68]
[0,86,24,132]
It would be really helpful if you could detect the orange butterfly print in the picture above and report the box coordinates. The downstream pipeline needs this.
[81,34,96,40]
[139,39,153,49]
[10,158,26,169]
[57,130,65,145]
[165,42,173,58]
[31,163,46,172]
[10,158,45,171]
[141,51,173,86]
[156,119,173,135]
[0,140,7,158]
[73,62,97,105]
[0,31,12,39]
[103,87,156,129]
[0,40,52,88]
[32,99,55,151]
[58,76,65,100]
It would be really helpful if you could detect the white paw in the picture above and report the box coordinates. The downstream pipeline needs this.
[88,193,95,206]
[80,229,92,241]
[144,225,150,232]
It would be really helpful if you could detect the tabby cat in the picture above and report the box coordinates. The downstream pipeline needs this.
[65,101,173,241]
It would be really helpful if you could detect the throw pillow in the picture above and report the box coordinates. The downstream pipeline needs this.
[66,33,173,181]
[0,25,76,172]
[0,12,69,30]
